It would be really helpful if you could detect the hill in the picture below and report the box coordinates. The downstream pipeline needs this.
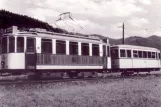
[90,34,161,51]
[109,35,161,51]
[0,10,65,33]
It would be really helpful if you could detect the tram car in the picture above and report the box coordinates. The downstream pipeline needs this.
[0,26,111,78]
[110,45,161,75]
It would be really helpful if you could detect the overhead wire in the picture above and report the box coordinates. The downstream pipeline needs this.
[119,23,161,37]
[54,12,84,33]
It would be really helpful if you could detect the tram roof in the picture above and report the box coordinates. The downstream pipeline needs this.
[111,45,160,52]
[0,26,109,44]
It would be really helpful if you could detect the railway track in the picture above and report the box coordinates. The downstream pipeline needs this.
[0,72,161,85]
[0,77,103,85]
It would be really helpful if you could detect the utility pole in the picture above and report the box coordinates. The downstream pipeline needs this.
[122,23,125,44]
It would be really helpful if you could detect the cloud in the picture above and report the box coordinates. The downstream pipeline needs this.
[0,0,160,38]
[28,8,59,21]
[127,17,149,27]
[100,0,144,17]
[0,0,6,9]
[30,0,147,20]
[0,0,148,24]
[53,19,107,35]
[53,19,123,38]
[152,31,161,36]
[110,22,122,32]
[126,29,149,37]
[138,0,151,5]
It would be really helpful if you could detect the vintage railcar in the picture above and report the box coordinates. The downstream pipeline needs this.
[0,26,160,78]
[0,26,111,78]
[110,45,161,75]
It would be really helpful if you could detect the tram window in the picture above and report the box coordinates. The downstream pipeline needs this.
[152,52,155,59]
[155,52,157,59]
[82,43,89,56]
[120,49,126,57]
[158,53,161,59]
[156,52,158,59]
[41,39,52,53]
[56,40,66,54]
[127,50,131,58]
[0,38,1,54]
[143,51,147,58]
[0,38,1,46]
[133,50,138,58]
[103,45,106,56]
[92,44,99,56]
[0,38,1,47]
[2,37,7,53]
[0,47,1,54]
[27,38,35,52]
[148,52,151,58]
[17,37,24,52]
[111,49,118,58]
[107,46,110,57]
[9,37,15,53]
[69,42,78,55]
[138,51,143,58]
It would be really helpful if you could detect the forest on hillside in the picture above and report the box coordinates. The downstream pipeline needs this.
[0,10,65,33]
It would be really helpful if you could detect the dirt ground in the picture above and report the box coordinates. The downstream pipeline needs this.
[0,74,161,107]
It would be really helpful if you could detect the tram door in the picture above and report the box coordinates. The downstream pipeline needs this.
[25,37,36,70]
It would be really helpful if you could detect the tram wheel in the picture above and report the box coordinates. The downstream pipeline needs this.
[60,72,65,78]
[121,71,128,76]
[67,71,78,78]
[34,72,42,80]
[78,72,84,78]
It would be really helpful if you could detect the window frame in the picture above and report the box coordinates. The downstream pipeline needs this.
[0,38,1,54]
[143,51,147,58]
[120,49,126,58]
[126,50,131,58]
[107,46,110,57]
[17,37,24,53]
[110,48,119,59]
[2,37,8,54]
[81,43,89,56]
[151,52,155,59]
[41,38,52,54]
[158,53,161,59]
[156,52,158,59]
[92,44,99,56]
[138,51,143,58]
[69,41,78,55]
[148,51,152,58]
[133,50,138,58]
[56,40,66,55]
[9,36,15,53]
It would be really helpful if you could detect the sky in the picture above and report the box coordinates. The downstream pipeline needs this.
[0,0,161,39]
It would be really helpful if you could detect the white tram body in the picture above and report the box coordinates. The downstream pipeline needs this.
[0,26,111,74]
[111,45,161,72]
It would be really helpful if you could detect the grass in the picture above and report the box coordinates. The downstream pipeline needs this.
[0,75,161,107]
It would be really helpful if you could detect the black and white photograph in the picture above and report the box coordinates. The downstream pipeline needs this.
[0,0,161,107]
